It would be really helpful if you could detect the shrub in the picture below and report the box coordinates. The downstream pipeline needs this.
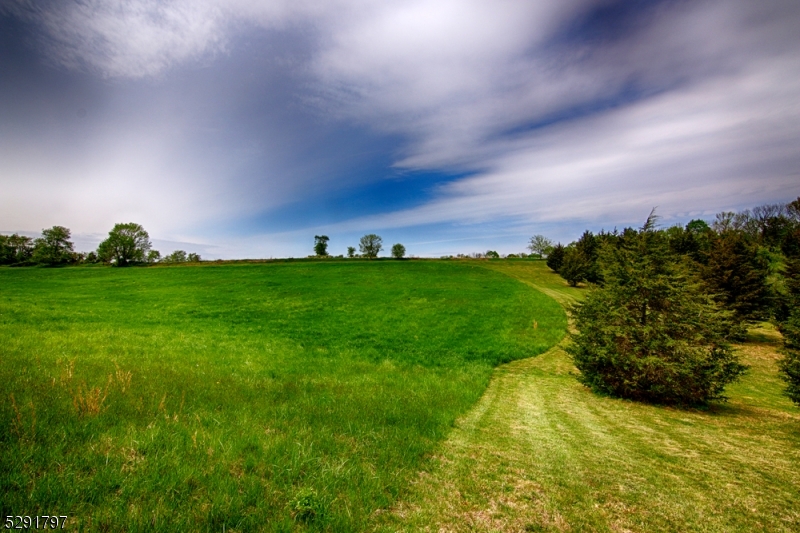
[567,216,747,405]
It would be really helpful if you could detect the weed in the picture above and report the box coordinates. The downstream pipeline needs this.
[71,378,110,416]
[290,487,324,523]
[113,362,132,393]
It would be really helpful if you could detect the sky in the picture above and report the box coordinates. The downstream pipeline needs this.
[1,0,799,259]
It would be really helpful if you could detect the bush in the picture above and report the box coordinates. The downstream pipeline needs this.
[567,217,747,405]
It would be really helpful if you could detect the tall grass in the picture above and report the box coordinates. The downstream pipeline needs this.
[0,260,565,531]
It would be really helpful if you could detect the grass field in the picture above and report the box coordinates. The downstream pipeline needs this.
[0,260,566,531]
[377,261,800,532]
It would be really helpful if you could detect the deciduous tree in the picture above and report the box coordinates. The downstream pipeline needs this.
[314,235,330,257]
[527,235,553,258]
[32,226,75,265]
[391,243,406,259]
[359,234,382,259]
[97,223,152,266]
[0,234,33,264]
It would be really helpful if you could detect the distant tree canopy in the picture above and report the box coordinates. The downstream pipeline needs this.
[314,235,330,257]
[0,233,34,265]
[527,235,553,258]
[391,243,406,259]
[485,250,500,259]
[97,223,152,266]
[359,234,382,259]
[32,226,75,266]
[347,246,356,258]
[567,213,747,405]
[163,250,187,263]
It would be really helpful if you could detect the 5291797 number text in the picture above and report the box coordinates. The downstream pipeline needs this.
[4,516,67,530]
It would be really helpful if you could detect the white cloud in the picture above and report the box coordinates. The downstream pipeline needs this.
[2,0,800,255]
[320,55,800,232]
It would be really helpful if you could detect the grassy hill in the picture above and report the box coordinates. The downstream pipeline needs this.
[376,261,800,532]
[0,260,565,531]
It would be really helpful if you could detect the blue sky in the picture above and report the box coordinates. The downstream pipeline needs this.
[1,0,799,258]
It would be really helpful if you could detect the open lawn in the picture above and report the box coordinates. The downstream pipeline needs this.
[376,261,800,532]
[0,260,565,531]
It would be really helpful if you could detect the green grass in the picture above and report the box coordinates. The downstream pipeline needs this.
[0,260,566,531]
[376,261,800,532]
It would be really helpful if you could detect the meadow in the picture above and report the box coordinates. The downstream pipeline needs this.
[0,260,566,531]
[378,262,800,532]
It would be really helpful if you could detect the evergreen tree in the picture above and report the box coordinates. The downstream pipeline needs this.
[777,225,800,406]
[567,216,747,405]
[559,246,591,286]
[575,230,602,284]
[668,220,712,264]
[546,243,565,272]
[703,231,772,320]
[778,311,800,406]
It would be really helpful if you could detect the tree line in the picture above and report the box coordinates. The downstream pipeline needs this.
[312,234,406,259]
[540,198,800,407]
[0,223,200,266]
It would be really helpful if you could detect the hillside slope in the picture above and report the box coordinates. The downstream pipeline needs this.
[375,261,800,533]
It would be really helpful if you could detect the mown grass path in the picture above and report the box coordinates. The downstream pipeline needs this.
[375,261,800,532]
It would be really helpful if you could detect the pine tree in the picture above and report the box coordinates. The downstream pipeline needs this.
[546,243,565,272]
[778,309,800,406]
[703,231,772,320]
[567,216,747,405]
